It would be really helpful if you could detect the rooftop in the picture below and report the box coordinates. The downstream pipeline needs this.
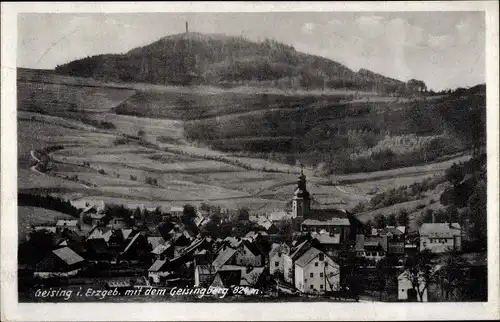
[419,223,461,237]
[295,247,324,268]
[52,247,84,265]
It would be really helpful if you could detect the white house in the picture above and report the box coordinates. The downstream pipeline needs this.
[269,243,290,277]
[169,206,184,217]
[148,259,170,284]
[419,223,461,253]
[294,247,340,294]
[56,220,79,231]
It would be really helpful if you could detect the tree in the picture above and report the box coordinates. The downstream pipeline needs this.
[438,250,467,300]
[375,257,393,300]
[375,215,387,229]
[236,207,250,221]
[387,213,397,226]
[397,210,409,227]
[403,250,436,302]
[364,220,374,235]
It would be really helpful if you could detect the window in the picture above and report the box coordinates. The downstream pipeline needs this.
[320,273,324,278]
[275,261,279,267]
[319,254,324,261]
[320,284,324,289]
[315,262,318,267]
[310,285,314,289]
[310,273,314,278]
[278,253,281,257]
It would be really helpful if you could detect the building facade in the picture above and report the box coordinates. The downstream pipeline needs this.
[294,247,340,294]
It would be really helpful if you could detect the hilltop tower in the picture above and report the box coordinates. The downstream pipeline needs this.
[185,21,189,33]
[292,165,311,219]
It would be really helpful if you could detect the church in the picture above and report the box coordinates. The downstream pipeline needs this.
[291,168,363,245]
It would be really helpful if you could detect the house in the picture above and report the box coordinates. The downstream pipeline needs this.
[119,232,151,264]
[233,240,265,267]
[151,242,173,259]
[419,223,461,253]
[256,216,278,234]
[268,210,294,222]
[147,237,165,250]
[283,239,313,284]
[148,258,171,284]
[269,243,290,277]
[32,226,57,235]
[56,220,79,232]
[398,270,428,302]
[294,247,340,294]
[212,239,264,271]
[169,206,184,217]
[311,231,346,257]
[194,264,216,287]
[85,238,114,263]
[300,214,351,243]
[87,226,113,243]
[34,247,85,278]
[240,266,266,287]
[210,265,266,289]
[108,217,129,230]
[355,235,387,263]
[211,267,242,289]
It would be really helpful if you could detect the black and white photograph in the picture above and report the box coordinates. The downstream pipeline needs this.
[1,2,499,321]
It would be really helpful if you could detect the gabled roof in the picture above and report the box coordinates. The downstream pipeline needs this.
[122,229,134,240]
[34,226,57,234]
[87,226,113,243]
[122,233,140,254]
[240,267,265,286]
[151,243,171,255]
[312,232,341,244]
[302,218,350,226]
[224,237,242,248]
[295,247,324,268]
[256,217,274,230]
[242,240,264,257]
[380,227,404,236]
[148,259,168,272]
[52,247,84,265]
[212,247,237,270]
[289,240,311,260]
[147,237,165,249]
[269,243,290,258]
[419,223,461,237]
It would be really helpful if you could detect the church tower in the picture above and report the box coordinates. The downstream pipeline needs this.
[292,165,311,218]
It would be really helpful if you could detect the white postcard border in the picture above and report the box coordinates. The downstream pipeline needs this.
[1,2,499,321]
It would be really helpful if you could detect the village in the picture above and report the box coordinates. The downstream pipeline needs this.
[18,169,487,302]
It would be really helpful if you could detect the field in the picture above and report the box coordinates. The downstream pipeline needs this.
[17,69,473,230]
[18,206,75,242]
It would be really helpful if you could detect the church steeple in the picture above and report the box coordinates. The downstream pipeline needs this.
[292,164,311,218]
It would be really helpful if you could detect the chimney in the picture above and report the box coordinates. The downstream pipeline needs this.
[185,21,188,33]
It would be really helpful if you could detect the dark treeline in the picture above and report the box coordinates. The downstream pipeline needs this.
[18,193,80,217]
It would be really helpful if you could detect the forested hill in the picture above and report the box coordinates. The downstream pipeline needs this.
[54,32,422,93]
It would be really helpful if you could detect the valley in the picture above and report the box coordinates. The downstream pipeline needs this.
[17,67,480,231]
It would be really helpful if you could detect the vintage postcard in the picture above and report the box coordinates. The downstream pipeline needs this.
[1,1,499,321]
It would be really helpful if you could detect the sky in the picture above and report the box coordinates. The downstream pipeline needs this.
[17,12,485,91]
